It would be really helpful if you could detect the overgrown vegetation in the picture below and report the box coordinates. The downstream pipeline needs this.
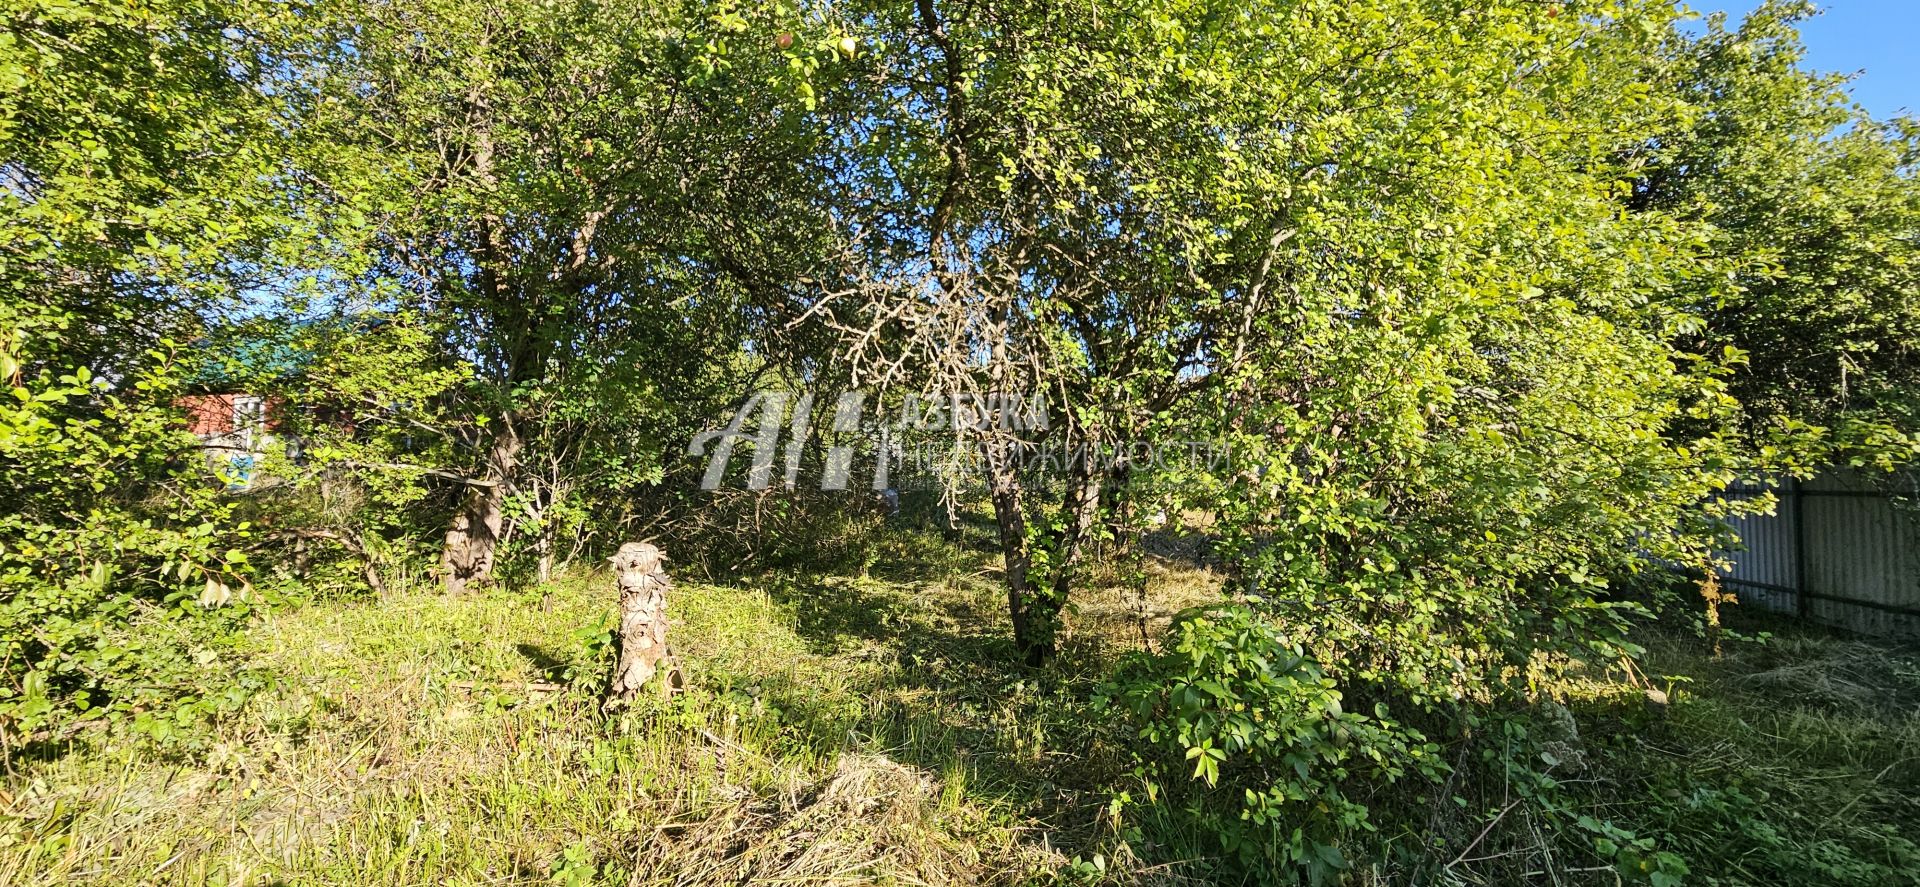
[0,539,1912,884]
[3,0,1918,883]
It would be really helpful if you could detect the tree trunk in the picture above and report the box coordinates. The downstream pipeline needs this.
[605,541,681,707]
[536,525,555,585]
[292,535,310,579]
[1012,457,1108,666]
[985,432,1114,668]
[530,483,557,586]
[1057,458,1105,569]
[441,420,521,594]
[1700,571,1729,659]
[985,440,1054,667]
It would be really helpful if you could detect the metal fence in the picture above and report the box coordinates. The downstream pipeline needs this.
[1721,472,1920,636]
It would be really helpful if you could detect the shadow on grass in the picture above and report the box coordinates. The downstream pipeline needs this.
[514,642,570,684]
[738,550,1142,867]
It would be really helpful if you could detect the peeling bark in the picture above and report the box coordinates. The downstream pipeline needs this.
[605,541,681,707]
[441,421,521,594]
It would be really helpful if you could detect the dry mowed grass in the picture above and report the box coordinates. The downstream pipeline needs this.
[0,540,1225,886]
[2,533,1915,886]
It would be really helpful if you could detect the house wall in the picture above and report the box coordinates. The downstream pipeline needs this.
[178,392,281,488]
[180,393,239,437]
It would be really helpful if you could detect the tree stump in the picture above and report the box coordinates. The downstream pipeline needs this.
[604,541,681,708]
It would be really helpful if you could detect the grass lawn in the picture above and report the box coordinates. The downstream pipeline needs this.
[0,532,1914,885]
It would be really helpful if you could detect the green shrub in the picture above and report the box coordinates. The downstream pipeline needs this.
[1100,604,1443,881]
[0,347,262,749]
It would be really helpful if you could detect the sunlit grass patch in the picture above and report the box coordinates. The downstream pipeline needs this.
[3,547,1916,886]
[0,566,1070,885]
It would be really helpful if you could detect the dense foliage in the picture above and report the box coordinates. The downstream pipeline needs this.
[1637,3,1920,470]
[2,0,1915,882]
[0,0,285,746]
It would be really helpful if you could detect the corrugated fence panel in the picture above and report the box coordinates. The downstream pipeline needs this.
[1722,482,1798,616]
[1719,472,1920,636]
[1805,473,1920,635]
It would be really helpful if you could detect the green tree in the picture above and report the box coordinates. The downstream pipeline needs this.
[810,0,1769,874]
[287,0,847,591]
[1636,1,1920,470]
[0,0,290,736]
[822,0,1749,670]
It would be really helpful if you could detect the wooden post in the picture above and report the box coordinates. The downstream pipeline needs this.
[604,541,681,708]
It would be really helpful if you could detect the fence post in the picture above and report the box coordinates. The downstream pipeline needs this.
[1792,476,1810,620]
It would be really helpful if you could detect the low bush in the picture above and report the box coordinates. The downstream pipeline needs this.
[0,350,263,753]
[1102,604,1442,879]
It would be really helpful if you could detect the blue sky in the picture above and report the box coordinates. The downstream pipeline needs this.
[1695,1,1919,119]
